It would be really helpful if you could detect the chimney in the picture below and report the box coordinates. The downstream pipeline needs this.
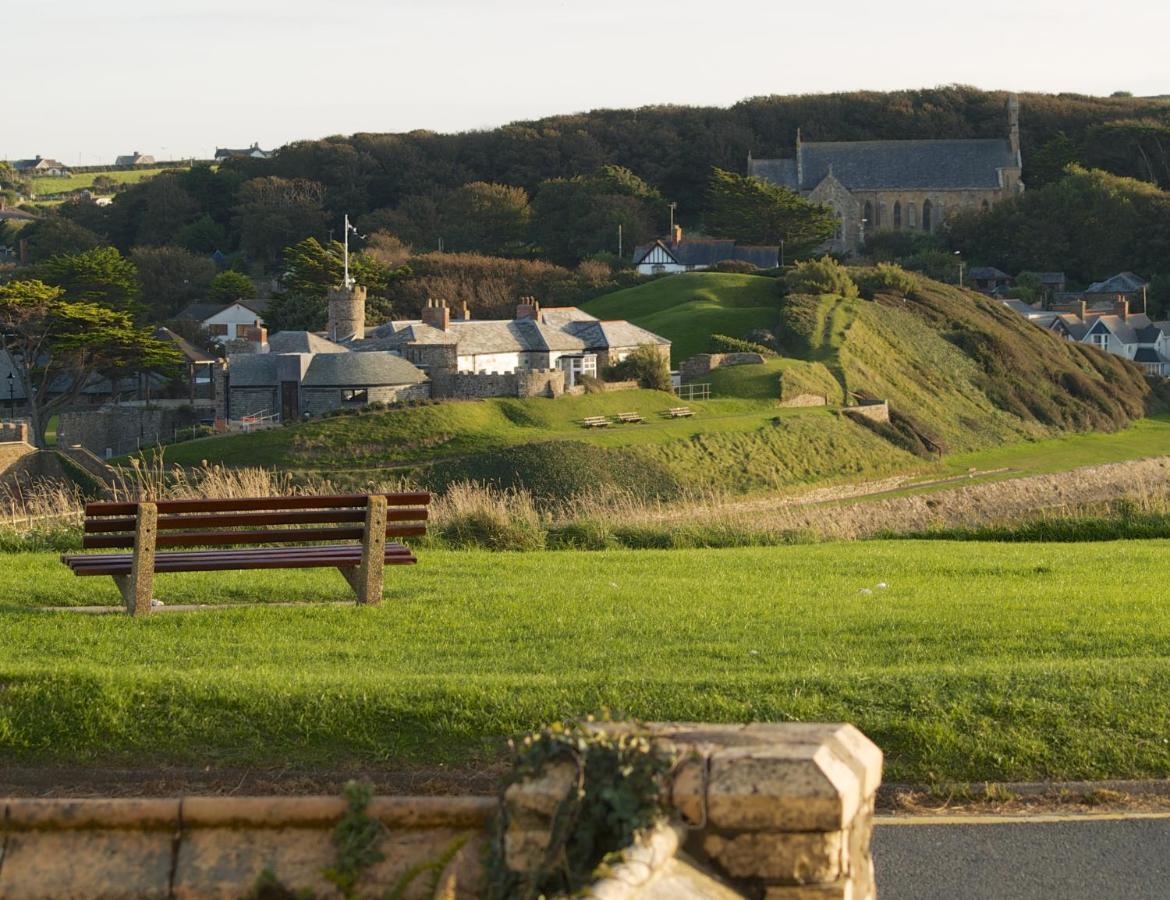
[516,297,541,321]
[1078,299,1087,321]
[672,224,683,245]
[455,301,470,321]
[420,298,450,331]
[1115,296,1129,321]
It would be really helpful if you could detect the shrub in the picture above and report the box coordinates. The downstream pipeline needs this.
[605,344,672,391]
[710,259,759,274]
[431,482,546,551]
[708,334,776,356]
[782,256,859,298]
[852,263,918,299]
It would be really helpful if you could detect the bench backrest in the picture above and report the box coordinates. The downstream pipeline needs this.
[81,493,430,550]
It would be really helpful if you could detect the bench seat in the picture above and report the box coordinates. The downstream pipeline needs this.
[62,543,416,577]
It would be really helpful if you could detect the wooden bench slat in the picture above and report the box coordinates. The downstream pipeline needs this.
[83,508,429,534]
[82,523,426,550]
[84,492,432,517]
[64,549,418,577]
[63,543,415,569]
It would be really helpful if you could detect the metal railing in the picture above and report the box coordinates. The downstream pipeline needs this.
[674,383,711,401]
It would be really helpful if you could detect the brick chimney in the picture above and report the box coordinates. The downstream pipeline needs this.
[421,298,450,331]
[1114,296,1129,321]
[454,301,470,321]
[1079,299,1087,321]
[516,297,541,321]
[672,224,683,245]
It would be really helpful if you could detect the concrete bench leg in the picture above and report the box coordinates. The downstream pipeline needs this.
[113,501,157,616]
[340,495,387,605]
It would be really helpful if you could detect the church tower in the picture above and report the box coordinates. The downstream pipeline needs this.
[327,283,366,343]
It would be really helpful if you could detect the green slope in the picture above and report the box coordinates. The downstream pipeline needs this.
[582,273,779,364]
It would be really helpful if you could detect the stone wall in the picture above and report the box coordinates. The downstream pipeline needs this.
[0,720,881,899]
[431,368,565,400]
[0,419,30,444]
[228,387,278,421]
[778,393,827,408]
[59,407,201,458]
[301,382,431,418]
[844,400,890,424]
[679,352,766,383]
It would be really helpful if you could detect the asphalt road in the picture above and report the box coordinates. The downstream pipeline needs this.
[873,815,1170,900]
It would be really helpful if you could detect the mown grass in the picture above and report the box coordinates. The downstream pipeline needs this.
[29,166,188,196]
[582,273,780,363]
[2,542,1170,783]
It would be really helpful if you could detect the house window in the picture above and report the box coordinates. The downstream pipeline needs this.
[922,200,932,232]
[893,202,902,230]
[1090,333,1109,348]
[341,388,368,403]
[207,323,228,336]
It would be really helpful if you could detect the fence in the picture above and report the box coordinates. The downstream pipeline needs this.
[674,382,711,401]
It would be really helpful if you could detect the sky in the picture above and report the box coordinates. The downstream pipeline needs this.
[5,0,1168,164]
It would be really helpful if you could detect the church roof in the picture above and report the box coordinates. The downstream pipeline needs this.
[750,138,1018,192]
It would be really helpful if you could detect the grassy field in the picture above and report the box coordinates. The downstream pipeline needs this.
[582,273,779,363]
[2,541,1169,783]
[30,166,188,196]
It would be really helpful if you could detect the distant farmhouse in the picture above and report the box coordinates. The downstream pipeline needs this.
[11,156,70,177]
[632,227,778,275]
[177,299,269,349]
[114,151,156,166]
[214,143,273,162]
[748,95,1024,254]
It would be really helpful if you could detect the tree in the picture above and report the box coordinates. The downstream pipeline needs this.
[175,214,228,253]
[37,246,141,316]
[17,217,102,262]
[131,246,216,320]
[606,344,672,391]
[705,168,836,254]
[0,280,181,447]
[442,181,531,254]
[234,176,327,266]
[133,173,201,246]
[207,270,257,305]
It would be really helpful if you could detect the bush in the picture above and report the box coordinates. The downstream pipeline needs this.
[605,344,672,391]
[431,482,546,551]
[710,259,759,274]
[852,263,918,299]
[579,373,607,394]
[708,334,776,357]
[782,256,858,298]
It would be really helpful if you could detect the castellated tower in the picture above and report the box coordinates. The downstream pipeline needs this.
[327,283,367,342]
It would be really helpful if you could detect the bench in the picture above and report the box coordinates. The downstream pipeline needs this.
[666,406,694,418]
[581,416,612,428]
[616,412,644,424]
[61,492,431,615]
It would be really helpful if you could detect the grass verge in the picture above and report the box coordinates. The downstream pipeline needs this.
[2,541,1169,783]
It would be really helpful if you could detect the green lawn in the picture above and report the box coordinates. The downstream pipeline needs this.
[2,541,1169,783]
[30,166,190,196]
[583,273,780,363]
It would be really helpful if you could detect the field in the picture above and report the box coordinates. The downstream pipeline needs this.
[582,272,780,363]
[2,541,1170,784]
[29,166,190,196]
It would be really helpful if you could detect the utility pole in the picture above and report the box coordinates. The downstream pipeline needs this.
[618,222,623,259]
[668,202,677,235]
[954,251,964,287]
[342,214,361,288]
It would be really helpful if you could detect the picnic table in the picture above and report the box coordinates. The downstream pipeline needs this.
[581,415,612,428]
[665,406,694,418]
[616,412,645,424]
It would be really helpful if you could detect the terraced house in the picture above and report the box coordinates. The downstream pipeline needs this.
[748,95,1024,254]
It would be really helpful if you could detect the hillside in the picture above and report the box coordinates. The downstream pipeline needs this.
[29,166,187,197]
[154,271,1164,502]
[581,272,779,363]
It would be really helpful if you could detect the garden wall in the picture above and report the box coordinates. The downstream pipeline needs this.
[679,352,767,383]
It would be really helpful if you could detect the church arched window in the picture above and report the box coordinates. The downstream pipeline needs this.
[981,199,990,213]
[876,202,885,228]
[907,202,917,229]
[863,201,873,229]
[893,201,902,230]
[922,200,932,232]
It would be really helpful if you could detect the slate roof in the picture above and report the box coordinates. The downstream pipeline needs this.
[1085,272,1148,294]
[151,327,215,363]
[632,239,778,269]
[1020,271,1066,286]
[267,331,347,354]
[1133,347,1165,364]
[968,267,1012,281]
[226,354,280,387]
[301,352,425,387]
[750,138,1017,191]
[177,298,269,324]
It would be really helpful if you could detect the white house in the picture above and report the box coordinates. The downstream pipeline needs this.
[178,300,268,346]
[632,227,778,276]
[214,144,273,162]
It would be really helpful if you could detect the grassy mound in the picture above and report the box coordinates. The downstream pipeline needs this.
[582,273,779,364]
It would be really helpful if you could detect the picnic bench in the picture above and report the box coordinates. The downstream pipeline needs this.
[616,412,644,424]
[581,415,612,428]
[665,406,694,418]
[61,492,431,616]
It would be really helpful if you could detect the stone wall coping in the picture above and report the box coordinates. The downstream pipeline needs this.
[2,795,497,832]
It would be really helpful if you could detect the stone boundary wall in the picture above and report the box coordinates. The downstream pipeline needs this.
[778,393,827,408]
[0,722,881,899]
[680,352,767,383]
[59,407,201,458]
[843,400,890,424]
[0,419,30,444]
[431,368,565,400]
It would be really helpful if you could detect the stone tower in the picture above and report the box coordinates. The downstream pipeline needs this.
[327,283,366,342]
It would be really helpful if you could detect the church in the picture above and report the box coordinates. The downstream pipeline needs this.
[747,95,1024,254]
